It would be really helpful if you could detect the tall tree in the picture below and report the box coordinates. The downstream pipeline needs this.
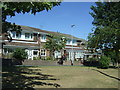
[88,2,120,65]
[1,2,61,37]
[44,34,66,59]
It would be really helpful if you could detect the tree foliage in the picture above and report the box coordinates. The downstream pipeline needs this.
[99,55,111,69]
[88,2,120,63]
[44,34,67,57]
[1,2,61,34]
[13,48,28,60]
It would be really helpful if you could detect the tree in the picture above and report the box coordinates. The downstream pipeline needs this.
[88,2,120,66]
[1,2,61,38]
[12,48,28,65]
[44,34,67,59]
[99,55,111,69]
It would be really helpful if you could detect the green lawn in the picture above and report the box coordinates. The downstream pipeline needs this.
[2,66,119,88]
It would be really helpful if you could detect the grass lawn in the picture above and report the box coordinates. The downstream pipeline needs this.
[2,66,119,88]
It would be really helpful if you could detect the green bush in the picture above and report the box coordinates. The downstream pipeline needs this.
[46,56,54,61]
[33,57,40,60]
[41,57,46,60]
[36,56,40,60]
[13,48,28,61]
[12,48,28,65]
[99,55,111,69]
[83,57,99,67]
[88,57,98,61]
[33,57,37,60]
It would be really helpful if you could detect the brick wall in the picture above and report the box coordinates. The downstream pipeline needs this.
[22,60,82,66]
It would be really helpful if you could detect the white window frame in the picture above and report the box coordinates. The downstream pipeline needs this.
[41,49,46,56]
[16,32,21,38]
[67,40,71,44]
[25,33,30,39]
[33,50,38,56]
[41,35,46,40]
[12,31,16,38]
[72,40,76,44]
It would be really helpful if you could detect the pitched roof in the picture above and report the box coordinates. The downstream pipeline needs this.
[20,25,86,42]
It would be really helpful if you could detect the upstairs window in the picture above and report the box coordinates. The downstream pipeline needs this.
[41,35,46,40]
[12,31,16,38]
[25,33,30,39]
[16,33,21,38]
[72,40,76,44]
[77,43,80,46]
[67,40,71,44]
[33,33,38,40]
[12,31,21,38]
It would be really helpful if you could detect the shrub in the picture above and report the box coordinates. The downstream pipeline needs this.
[99,55,111,69]
[83,60,99,67]
[46,56,54,61]
[33,57,40,60]
[83,57,99,67]
[41,57,46,60]
[12,48,28,64]
[33,57,37,60]
[88,57,98,61]
[36,56,40,60]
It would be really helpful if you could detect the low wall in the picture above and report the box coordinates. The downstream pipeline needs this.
[22,60,82,66]
[22,60,58,66]
[2,58,83,66]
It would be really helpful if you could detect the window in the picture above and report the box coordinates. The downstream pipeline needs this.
[12,31,16,38]
[16,33,21,38]
[25,33,30,39]
[41,35,46,40]
[33,33,38,40]
[33,51,38,55]
[67,40,71,44]
[41,49,45,56]
[12,31,21,38]
[72,40,76,44]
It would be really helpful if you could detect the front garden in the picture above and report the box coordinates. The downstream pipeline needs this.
[2,65,119,89]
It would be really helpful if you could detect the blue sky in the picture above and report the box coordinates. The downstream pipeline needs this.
[6,2,95,40]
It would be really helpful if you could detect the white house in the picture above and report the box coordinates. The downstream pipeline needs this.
[2,25,93,61]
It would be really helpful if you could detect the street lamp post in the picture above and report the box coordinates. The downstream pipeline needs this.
[71,24,75,65]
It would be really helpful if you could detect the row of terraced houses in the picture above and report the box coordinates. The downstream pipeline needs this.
[1,25,100,61]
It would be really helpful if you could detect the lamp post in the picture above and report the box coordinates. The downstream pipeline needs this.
[71,24,75,65]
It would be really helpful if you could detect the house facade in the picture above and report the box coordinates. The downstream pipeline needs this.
[1,25,97,61]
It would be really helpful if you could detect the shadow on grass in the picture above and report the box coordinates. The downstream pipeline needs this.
[92,69,120,81]
[2,66,61,89]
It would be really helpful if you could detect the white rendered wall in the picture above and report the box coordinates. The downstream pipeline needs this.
[10,30,34,40]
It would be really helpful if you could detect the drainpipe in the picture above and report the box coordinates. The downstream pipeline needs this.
[71,25,75,65]
[38,32,41,59]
